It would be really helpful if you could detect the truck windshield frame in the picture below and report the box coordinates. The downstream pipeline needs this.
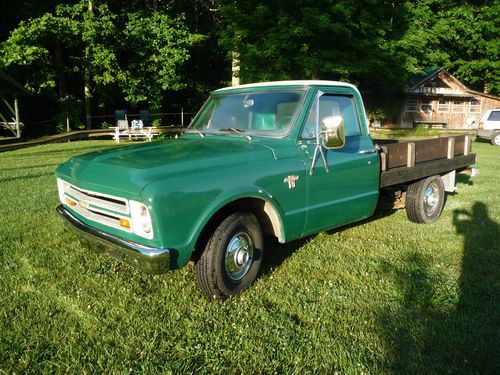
[189,89,307,138]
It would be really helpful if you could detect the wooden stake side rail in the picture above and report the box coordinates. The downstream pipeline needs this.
[378,135,475,188]
[380,154,476,187]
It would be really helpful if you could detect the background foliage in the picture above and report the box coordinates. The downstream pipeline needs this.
[0,0,498,132]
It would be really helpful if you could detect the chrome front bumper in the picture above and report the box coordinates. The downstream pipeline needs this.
[56,205,171,274]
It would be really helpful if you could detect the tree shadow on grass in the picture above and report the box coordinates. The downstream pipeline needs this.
[0,171,55,183]
[377,201,499,373]
[14,144,119,158]
[0,163,61,172]
[456,173,474,186]
[260,208,397,277]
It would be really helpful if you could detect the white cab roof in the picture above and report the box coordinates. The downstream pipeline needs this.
[214,80,357,93]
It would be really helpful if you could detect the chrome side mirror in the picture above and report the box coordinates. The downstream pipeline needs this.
[321,115,345,149]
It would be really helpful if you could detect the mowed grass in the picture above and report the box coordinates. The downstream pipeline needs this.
[0,140,498,374]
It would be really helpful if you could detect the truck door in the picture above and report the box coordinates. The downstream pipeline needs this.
[299,90,380,236]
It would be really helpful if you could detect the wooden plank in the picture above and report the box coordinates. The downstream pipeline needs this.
[380,147,387,171]
[407,142,415,167]
[380,154,476,187]
[447,137,455,159]
[384,142,408,169]
[454,135,466,156]
[1,95,15,116]
[414,137,448,163]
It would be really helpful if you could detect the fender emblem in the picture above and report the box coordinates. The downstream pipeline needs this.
[283,175,299,189]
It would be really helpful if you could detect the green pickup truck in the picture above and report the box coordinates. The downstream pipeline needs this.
[56,81,476,298]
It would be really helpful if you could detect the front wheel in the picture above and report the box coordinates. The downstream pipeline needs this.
[195,212,263,299]
[490,132,500,146]
[405,175,445,223]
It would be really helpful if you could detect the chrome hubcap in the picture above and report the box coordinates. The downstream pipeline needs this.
[494,135,500,146]
[225,232,254,281]
[424,183,439,215]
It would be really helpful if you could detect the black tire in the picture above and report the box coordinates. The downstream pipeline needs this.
[195,212,263,299]
[406,175,445,223]
[490,132,500,146]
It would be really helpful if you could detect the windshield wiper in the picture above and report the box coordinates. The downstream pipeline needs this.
[184,128,206,138]
[219,128,253,141]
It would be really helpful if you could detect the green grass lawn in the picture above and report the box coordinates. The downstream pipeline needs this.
[0,140,498,374]
[370,127,476,140]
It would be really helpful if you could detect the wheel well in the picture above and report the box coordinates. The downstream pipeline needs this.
[191,198,283,262]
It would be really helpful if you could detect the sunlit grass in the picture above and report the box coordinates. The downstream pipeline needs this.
[370,127,474,139]
[0,140,498,373]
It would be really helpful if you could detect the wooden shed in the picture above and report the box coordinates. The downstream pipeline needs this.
[399,67,500,129]
[0,71,29,138]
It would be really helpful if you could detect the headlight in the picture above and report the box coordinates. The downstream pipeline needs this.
[129,200,154,239]
[57,178,67,204]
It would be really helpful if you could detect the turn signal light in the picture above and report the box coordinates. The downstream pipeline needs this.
[479,121,483,129]
[119,218,131,229]
[67,198,77,207]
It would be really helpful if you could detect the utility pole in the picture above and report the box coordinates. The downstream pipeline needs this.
[14,94,20,138]
[84,0,93,130]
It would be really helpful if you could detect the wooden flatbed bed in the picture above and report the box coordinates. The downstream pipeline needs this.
[376,135,476,188]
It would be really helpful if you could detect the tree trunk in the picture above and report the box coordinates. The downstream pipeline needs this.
[84,68,92,130]
[231,51,240,86]
[54,42,66,99]
[85,0,93,130]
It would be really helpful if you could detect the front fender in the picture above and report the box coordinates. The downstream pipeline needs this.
[191,186,286,246]
[142,156,306,268]
[143,182,287,268]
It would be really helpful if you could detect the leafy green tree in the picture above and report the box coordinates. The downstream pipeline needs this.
[217,0,408,89]
[392,0,499,95]
[0,0,202,128]
[1,0,498,131]
[118,13,204,110]
[0,1,118,129]
[0,0,63,41]
[435,2,499,94]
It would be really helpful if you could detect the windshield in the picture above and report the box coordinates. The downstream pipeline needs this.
[189,90,306,137]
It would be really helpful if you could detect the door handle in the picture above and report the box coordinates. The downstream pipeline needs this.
[358,148,378,155]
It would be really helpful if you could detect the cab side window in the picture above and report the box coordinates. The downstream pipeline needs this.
[302,94,361,139]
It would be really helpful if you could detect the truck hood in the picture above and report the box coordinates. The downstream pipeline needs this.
[56,136,280,196]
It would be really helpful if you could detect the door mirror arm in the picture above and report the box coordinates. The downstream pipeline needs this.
[309,115,346,176]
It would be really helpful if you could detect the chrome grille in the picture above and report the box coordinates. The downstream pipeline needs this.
[58,179,131,232]
[65,184,129,215]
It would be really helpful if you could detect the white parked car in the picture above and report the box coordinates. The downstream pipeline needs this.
[477,109,500,146]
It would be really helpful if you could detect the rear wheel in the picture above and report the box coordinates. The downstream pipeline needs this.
[406,175,445,223]
[195,212,263,299]
[490,132,500,146]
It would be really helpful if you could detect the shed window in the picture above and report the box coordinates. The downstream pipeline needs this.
[452,100,465,113]
[437,100,449,113]
[405,99,418,112]
[420,99,433,113]
[469,99,481,113]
